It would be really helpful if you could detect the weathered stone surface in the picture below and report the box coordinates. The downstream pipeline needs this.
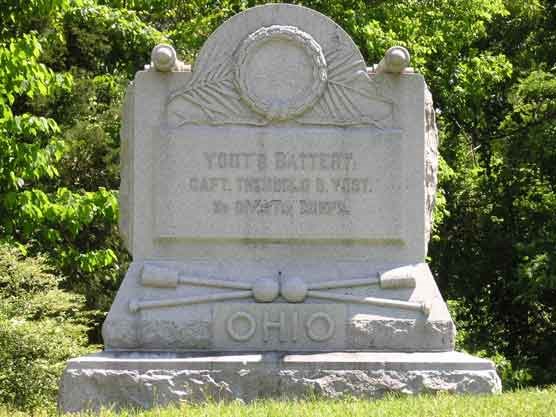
[102,262,455,351]
[61,3,500,412]
[424,85,439,246]
[118,3,431,262]
[106,3,447,352]
[59,352,501,413]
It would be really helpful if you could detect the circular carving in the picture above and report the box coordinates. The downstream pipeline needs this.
[235,25,327,120]
[306,312,335,342]
[151,44,177,72]
[252,278,280,302]
[226,311,257,341]
[281,277,308,303]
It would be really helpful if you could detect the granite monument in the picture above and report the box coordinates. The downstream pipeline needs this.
[59,4,501,412]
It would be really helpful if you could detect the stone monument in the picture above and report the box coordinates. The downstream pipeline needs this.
[59,4,501,412]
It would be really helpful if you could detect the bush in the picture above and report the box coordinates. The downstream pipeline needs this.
[447,299,534,389]
[0,243,91,410]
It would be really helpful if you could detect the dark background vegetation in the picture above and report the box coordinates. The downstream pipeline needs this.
[1,0,555,410]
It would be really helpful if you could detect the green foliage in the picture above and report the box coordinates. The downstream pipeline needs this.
[99,0,251,61]
[431,0,556,378]
[0,0,75,38]
[0,35,71,179]
[56,71,128,190]
[0,0,147,345]
[7,187,118,268]
[448,300,535,389]
[63,4,165,76]
[0,243,90,410]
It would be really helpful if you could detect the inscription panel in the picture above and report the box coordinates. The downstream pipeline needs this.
[156,126,404,242]
[213,303,346,350]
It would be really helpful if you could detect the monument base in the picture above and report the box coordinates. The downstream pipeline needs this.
[59,351,501,413]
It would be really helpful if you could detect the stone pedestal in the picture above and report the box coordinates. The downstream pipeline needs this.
[59,351,500,413]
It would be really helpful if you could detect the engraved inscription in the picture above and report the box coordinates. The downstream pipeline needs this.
[156,127,403,241]
[226,311,257,341]
[225,309,335,343]
[203,151,356,171]
[214,304,346,350]
[306,312,335,341]
[184,152,372,218]
[263,311,288,342]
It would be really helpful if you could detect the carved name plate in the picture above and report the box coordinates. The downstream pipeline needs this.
[155,126,403,242]
[213,303,346,351]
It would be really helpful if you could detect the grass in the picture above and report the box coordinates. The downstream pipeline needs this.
[2,387,556,417]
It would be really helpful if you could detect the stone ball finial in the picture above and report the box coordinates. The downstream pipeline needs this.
[151,44,177,72]
[376,46,411,74]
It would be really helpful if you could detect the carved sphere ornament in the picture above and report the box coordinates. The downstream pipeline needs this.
[235,25,327,120]
[252,277,280,302]
[382,46,410,73]
[281,276,308,303]
[151,44,177,72]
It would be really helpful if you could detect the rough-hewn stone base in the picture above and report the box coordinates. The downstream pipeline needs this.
[59,351,500,413]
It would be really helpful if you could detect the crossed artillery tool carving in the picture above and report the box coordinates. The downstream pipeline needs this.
[130,265,430,316]
[129,265,430,316]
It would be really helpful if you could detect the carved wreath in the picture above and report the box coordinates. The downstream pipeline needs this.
[167,25,395,128]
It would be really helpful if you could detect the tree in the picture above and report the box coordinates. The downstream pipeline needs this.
[0,1,164,342]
